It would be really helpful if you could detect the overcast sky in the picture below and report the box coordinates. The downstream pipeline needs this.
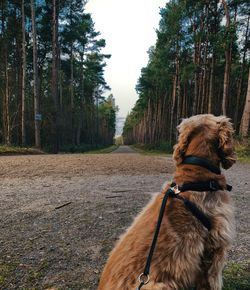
[85,0,167,117]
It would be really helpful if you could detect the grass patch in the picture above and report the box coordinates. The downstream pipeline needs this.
[0,146,44,155]
[131,142,173,156]
[84,145,118,154]
[235,143,250,162]
[44,143,117,154]
[27,261,49,283]
[223,261,250,290]
[0,263,16,287]
[234,137,250,162]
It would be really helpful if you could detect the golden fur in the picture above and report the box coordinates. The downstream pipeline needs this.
[98,114,236,290]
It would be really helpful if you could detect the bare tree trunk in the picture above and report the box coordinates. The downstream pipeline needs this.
[170,75,177,145]
[76,54,85,146]
[21,0,26,145]
[3,55,10,145]
[240,68,250,137]
[1,2,10,145]
[52,0,60,153]
[59,47,63,109]
[201,7,208,113]
[222,51,230,115]
[70,48,75,144]
[31,0,41,148]
[192,22,198,115]
[176,44,180,127]
[172,41,180,142]
[234,15,249,130]
[221,0,235,116]
[182,82,187,117]
[208,55,214,114]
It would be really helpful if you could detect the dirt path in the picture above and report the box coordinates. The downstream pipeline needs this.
[111,145,137,153]
[0,152,249,289]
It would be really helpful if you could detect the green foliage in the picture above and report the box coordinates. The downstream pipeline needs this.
[235,138,250,161]
[45,143,95,153]
[132,142,173,154]
[123,0,250,144]
[85,145,118,154]
[0,146,43,155]
[0,0,116,149]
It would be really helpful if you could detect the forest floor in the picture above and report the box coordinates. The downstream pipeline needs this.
[0,147,249,289]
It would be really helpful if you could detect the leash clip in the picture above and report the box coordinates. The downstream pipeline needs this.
[170,184,180,194]
[138,273,150,284]
[136,273,150,289]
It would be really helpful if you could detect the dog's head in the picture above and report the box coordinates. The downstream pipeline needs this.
[173,114,236,169]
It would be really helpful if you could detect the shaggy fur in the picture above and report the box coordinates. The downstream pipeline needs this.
[98,114,236,290]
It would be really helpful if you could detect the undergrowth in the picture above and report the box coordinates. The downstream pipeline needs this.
[223,260,250,290]
[0,146,43,155]
[0,144,117,155]
[131,142,173,155]
[131,137,250,161]
[84,144,118,154]
[235,138,250,162]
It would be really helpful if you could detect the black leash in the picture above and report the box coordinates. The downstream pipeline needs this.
[136,186,177,290]
[136,186,175,290]
[136,180,232,290]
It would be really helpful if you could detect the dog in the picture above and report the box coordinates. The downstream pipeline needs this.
[98,114,236,290]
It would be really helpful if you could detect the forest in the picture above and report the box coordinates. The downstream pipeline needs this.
[123,0,250,147]
[0,0,117,153]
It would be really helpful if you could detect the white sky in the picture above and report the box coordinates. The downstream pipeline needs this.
[86,0,167,117]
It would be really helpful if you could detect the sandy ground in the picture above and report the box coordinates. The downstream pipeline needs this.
[0,149,249,289]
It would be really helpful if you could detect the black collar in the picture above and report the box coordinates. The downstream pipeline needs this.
[182,156,221,175]
[177,180,232,192]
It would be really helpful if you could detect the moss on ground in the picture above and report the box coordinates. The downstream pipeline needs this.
[0,146,44,155]
[235,144,250,162]
[0,263,16,287]
[223,261,250,290]
[131,143,172,156]
[0,259,249,289]
[85,144,118,154]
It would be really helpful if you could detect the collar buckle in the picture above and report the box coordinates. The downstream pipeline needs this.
[209,180,219,191]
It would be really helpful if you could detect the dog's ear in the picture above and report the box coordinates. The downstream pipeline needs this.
[173,120,191,165]
[217,116,236,169]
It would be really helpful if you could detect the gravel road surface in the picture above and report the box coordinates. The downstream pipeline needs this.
[0,149,249,289]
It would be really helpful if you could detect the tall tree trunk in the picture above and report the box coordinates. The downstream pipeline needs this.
[197,14,204,114]
[176,44,180,129]
[170,75,177,145]
[182,82,187,117]
[76,54,85,145]
[52,0,60,153]
[208,55,214,114]
[31,0,41,148]
[69,3,75,145]
[192,22,198,115]
[221,0,235,115]
[3,53,10,145]
[70,48,75,144]
[201,7,208,113]
[1,1,10,145]
[21,0,26,145]
[234,15,249,130]
[240,68,250,137]
[58,47,63,109]
[222,49,231,115]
